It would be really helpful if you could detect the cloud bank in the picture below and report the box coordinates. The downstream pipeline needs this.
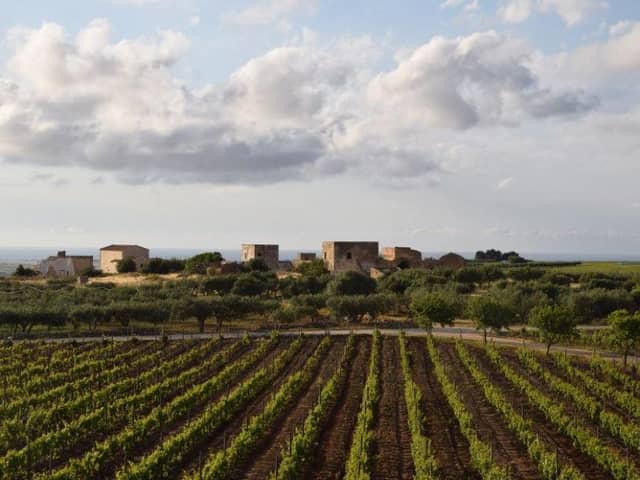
[0,19,620,186]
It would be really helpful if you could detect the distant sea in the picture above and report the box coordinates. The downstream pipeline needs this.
[1,247,639,277]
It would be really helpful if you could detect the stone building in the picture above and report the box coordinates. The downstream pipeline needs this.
[381,246,423,267]
[423,252,466,270]
[241,244,279,270]
[438,252,466,269]
[322,241,379,274]
[40,251,93,278]
[100,244,150,274]
[296,252,317,262]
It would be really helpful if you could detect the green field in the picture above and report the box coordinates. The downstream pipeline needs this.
[548,261,640,275]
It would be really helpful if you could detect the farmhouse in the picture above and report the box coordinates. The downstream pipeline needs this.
[241,244,279,270]
[100,244,150,274]
[322,241,379,274]
[382,246,423,267]
[40,251,93,278]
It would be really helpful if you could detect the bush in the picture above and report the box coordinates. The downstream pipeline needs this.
[571,288,635,323]
[142,257,185,274]
[116,257,137,274]
[184,252,224,274]
[327,271,377,296]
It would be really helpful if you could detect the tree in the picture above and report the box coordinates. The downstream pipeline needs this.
[571,288,635,323]
[244,258,270,272]
[454,268,483,285]
[116,257,137,274]
[13,264,38,277]
[231,273,270,296]
[171,298,214,333]
[409,291,459,334]
[466,296,516,344]
[607,309,640,368]
[185,252,224,274]
[294,259,327,277]
[199,275,237,296]
[143,257,186,274]
[327,271,377,296]
[528,304,577,355]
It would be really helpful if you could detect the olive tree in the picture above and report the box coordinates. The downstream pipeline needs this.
[608,309,640,368]
[528,304,577,355]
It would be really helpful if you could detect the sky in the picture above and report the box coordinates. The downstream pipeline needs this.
[0,0,639,254]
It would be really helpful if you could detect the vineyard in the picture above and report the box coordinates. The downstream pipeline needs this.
[1,334,639,480]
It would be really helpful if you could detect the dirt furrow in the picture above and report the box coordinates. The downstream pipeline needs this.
[469,344,613,479]
[307,336,371,480]
[408,338,480,480]
[372,336,414,480]
[239,338,346,480]
[438,342,541,480]
[177,337,320,477]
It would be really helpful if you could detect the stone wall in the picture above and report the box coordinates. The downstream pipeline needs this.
[322,241,379,273]
[100,245,150,273]
[241,244,280,270]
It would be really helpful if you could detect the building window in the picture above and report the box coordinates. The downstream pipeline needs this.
[346,252,352,260]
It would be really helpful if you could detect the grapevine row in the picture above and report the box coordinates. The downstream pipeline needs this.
[426,337,508,480]
[184,336,333,480]
[43,334,285,480]
[454,341,583,480]
[268,335,356,479]
[0,338,221,454]
[517,349,640,452]
[343,330,381,480]
[398,333,438,480]
[0,337,251,480]
[487,344,639,480]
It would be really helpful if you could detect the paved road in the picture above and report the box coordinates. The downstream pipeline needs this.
[12,326,636,363]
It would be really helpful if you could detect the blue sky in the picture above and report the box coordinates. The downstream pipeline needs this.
[0,0,639,254]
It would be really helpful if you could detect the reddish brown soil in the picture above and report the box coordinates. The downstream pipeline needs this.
[407,338,480,480]
[239,338,346,480]
[371,337,414,480]
[437,342,541,480]
[467,344,613,480]
[307,337,371,480]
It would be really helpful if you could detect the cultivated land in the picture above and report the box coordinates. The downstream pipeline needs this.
[2,333,640,479]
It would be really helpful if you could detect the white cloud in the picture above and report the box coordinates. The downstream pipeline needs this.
[223,0,317,26]
[498,0,607,26]
[441,0,466,8]
[367,31,597,130]
[608,20,633,37]
[465,0,481,12]
[0,21,606,188]
[497,177,514,189]
[189,16,201,26]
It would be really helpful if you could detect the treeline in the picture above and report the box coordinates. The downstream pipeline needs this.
[3,261,640,345]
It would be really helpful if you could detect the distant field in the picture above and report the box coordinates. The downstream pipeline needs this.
[548,261,640,275]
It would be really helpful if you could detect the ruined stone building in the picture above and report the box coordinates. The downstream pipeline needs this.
[100,244,150,274]
[241,244,279,270]
[423,252,466,270]
[322,241,379,274]
[40,251,93,278]
[381,246,423,267]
